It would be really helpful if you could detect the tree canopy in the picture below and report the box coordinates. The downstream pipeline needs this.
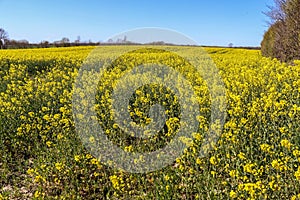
[261,0,300,62]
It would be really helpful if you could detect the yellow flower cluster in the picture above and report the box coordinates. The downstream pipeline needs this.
[0,46,299,199]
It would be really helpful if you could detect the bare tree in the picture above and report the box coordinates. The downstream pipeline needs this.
[61,37,70,43]
[263,0,286,24]
[61,37,70,47]
[40,40,50,48]
[75,36,81,44]
[0,28,9,49]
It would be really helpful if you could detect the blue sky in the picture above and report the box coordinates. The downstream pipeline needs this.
[0,0,274,46]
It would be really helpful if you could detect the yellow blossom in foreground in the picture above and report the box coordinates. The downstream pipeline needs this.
[229,190,237,198]
[281,139,292,149]
[55,162,64,171]
[294,167,300,181]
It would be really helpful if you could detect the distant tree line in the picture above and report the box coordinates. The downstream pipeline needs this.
[0,30,103,49]
[5,40,101,49]
[0,32,153,49]
[261,0,300,62]
[0,27,264,50]
[0,31,198,49]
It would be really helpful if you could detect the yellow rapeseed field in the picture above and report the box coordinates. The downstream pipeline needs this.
[0,46,299,199]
